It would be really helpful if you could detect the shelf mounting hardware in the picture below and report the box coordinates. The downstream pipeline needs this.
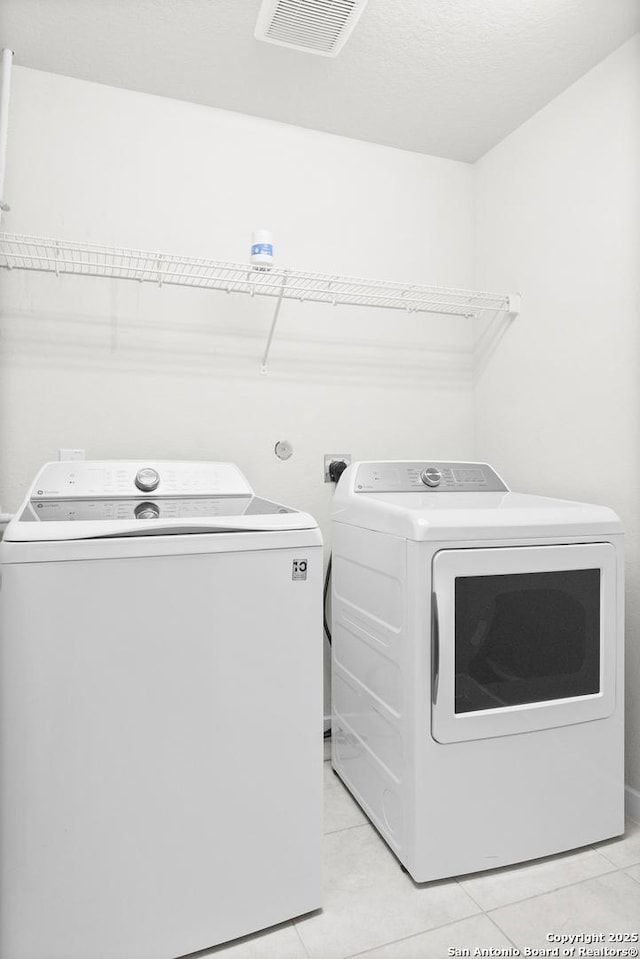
[507,294,522,320]
[0,49,14,222]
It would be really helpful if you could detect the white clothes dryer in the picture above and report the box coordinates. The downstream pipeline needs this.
[331,460,624,882]
[0,461,323,959]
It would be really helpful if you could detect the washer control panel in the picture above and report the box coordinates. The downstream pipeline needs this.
[16,461,298,531]
[28,461,254,500]
[353,462,508,493]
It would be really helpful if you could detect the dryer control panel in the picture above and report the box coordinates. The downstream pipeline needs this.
[353,462,508,493]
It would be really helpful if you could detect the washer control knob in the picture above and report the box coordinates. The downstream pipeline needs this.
[421,467,442,487]
[135,467,160,492]
[134,502,160,520]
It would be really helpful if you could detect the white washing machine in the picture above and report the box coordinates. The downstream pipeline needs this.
[331,460,624,882]
[0,460,323,959]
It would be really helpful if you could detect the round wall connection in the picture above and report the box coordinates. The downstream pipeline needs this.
[274,440,293,460]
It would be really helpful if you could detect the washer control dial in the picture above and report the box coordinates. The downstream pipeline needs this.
[420,467,442,488]
[135,467,160,493]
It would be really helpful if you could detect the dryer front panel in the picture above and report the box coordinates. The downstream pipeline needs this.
[431,543,617,743]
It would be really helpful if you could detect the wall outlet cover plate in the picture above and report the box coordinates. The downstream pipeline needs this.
[324,453,352,482]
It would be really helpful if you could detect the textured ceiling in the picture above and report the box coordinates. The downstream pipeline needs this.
[1,0,639,162]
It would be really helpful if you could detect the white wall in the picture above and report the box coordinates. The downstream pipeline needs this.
[0,67,477,716]
[474,35,640,802]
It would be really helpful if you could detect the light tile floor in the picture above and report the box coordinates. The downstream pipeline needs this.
[197,753,640,959]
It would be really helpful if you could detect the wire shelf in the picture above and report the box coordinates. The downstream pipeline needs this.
[0,232,520,370]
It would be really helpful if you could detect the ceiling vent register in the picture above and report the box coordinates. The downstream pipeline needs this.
[255,0,369,57]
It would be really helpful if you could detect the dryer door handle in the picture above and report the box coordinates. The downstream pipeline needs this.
[431,592,440,705]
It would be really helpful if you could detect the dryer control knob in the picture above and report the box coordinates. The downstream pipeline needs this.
[421,467,442,487]
[135,467,160,492]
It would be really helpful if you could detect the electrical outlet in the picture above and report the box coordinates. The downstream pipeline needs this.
[324,453,352,483]
[58,449,85,461]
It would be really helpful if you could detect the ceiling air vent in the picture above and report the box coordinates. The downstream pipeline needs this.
[255,0,369,57]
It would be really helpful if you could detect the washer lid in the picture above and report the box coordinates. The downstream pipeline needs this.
[332,461,623,540]
[4,461,318,542]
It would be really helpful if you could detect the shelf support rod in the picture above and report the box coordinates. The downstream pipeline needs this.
[0,49,13,224]
[260,272,288,374]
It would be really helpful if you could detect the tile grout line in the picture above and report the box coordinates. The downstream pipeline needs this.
[485,910,522,952]
[324,821,371,837]
[338,916,486,959]
[590,838,640,870]
[452,849,628,912]
[292,918,313,959]
[338,905,521,959]
[485,861,639,922]
[454,873,486,912]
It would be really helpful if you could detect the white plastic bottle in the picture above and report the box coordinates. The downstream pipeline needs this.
[251,229,274,270]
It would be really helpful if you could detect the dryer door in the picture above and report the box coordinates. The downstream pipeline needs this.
[431,543,617,744]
